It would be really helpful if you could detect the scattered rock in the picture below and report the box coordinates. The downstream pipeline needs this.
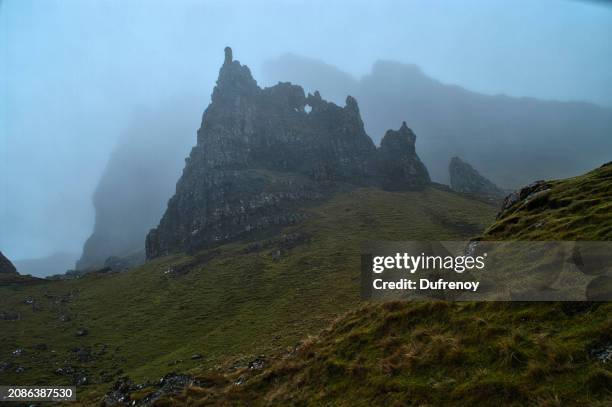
[73,373,89,386]
[591,344,612,363]
[0,311,20,321]
[248,356,265,370]
[76,328,89,337]
[190,354,203,360]
[102,373,206,406]
[102,376,134,406]
[55,366,75,376]
[12,348,24,357]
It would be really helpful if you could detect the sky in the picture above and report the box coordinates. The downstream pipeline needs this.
[1,0,612,262]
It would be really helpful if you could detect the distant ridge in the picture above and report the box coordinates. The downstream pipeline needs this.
[263,54,612,188]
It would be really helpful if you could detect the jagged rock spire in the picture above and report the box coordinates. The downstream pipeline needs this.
[224,46,233,65]
[377,122,430,190]
[211,47,258,105]
[345,95,360,114]
[146,48,381,259]
[380,122,418,154]
[146,48,432,259]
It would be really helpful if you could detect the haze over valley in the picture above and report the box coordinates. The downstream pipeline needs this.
[2,0,612,273]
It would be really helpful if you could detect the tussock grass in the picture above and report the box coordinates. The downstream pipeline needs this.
[482,163,612,240]
[188,301,611,406]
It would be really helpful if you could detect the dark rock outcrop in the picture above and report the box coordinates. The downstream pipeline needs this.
[146,48,429,259]
[377,122,430,190]
[0,251,17,274]
[497,180,552,219]
[264,55,612,187]
[449,157,505,201]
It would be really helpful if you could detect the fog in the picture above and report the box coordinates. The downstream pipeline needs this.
[1,0,612,269]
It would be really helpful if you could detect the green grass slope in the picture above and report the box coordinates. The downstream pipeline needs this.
[162,164,612,406]
[206,302,611,406]
[0,186,495,402]
[482,162,612,240]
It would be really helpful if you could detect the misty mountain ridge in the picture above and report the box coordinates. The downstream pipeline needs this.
[75,97,201,270]
[74,50,612,270]
[449,156,507,204]
[263,53,612,187]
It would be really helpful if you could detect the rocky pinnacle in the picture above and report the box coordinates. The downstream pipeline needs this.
[146,48,430,259]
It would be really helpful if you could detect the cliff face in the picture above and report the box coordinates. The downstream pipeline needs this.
[449,156,505,200]
[146,48,429,259]
[75,97,198,270]
[378,122,430,190]
[0,251,17,275]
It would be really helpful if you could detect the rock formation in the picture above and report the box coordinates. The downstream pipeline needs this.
[377,122,430,190]
[146,48,429,259]
[263,54,612,187]
[449,156,505,201]
[496,180,551,219]
[0,251,18,274]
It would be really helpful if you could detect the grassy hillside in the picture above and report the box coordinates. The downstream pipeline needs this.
[156,164,612,406]
[197,302,611,406]
[482,162,612,240]
[0,186,495,403]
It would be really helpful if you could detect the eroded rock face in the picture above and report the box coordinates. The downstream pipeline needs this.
[0,251,17,275]
[146,48,429,259]
[377,122,430,190]
[449,156,505,200]
[497,180,551,219]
